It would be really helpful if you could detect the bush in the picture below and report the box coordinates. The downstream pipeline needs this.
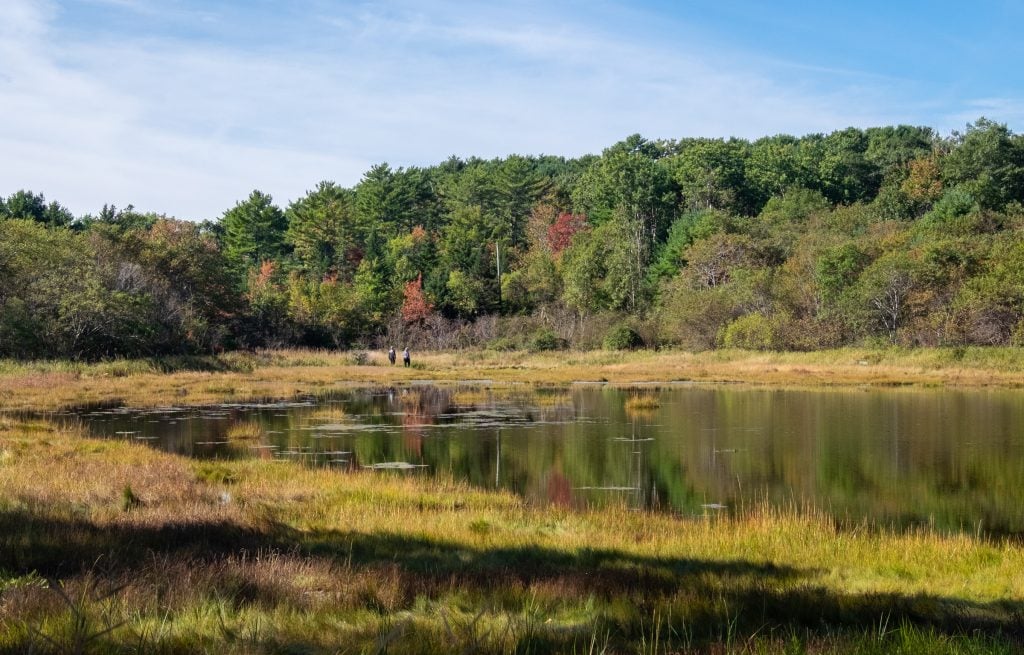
[720,313,779,350]
[530,328,567,352]
[349,351,370,366]
[486,336,519,351]
[603,325,643,351]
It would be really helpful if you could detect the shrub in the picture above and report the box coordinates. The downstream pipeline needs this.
[486,337,519,352]
[720,313,779,350]
[350,351,370,366]
[530,329,566,352]
[603,325,643,351]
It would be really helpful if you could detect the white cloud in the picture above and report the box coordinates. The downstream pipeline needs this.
[940,98,1024,134]
[0,0,918,219]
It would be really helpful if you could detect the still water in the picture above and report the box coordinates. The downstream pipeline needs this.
[67,384,1024,534]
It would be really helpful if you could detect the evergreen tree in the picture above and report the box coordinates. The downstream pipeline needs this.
[220,190,288,283]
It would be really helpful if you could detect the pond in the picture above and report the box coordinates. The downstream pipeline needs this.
[64,383,1024,534]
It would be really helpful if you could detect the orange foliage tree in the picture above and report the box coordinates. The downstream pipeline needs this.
[401,273,433,323]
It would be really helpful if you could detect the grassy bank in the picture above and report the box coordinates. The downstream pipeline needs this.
[5,346,1024,411]
[1,416,1023,653]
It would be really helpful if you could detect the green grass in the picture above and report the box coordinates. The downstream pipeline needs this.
[1,414,1023,653]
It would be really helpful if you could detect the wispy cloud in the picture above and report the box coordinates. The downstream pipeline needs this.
[0,0,983,219]
[941,98,1024,133]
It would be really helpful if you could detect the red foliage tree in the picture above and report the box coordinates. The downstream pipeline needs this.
[401,273,433,323]
[547,213,587,254]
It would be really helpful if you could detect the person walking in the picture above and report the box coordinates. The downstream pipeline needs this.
[402,347,411,368]
[388,346,396,365]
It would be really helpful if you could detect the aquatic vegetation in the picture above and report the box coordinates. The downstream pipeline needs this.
[307,404,349,421]
[225,420,264,441]
[624,393,661,413]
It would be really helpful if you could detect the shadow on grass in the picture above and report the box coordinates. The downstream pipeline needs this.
[0,509,801,597]
[2,508,1023,647]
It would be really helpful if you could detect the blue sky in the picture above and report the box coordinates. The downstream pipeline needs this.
[2,0,1022,220]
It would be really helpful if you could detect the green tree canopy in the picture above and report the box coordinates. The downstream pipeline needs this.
[286,181,359,280]
[220,190,288,282]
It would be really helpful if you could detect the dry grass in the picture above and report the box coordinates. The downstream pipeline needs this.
[624,394,661,414]
[306,404,349,421]
[224,420,265,441]
[6,346,1024,412]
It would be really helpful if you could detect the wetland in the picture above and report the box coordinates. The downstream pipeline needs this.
[4,352,1024,653]
[62,383,1024,535]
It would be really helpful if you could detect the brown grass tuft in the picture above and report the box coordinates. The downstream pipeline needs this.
[226,421,264,441]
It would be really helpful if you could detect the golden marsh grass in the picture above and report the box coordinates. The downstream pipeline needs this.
[306,405,349,421]
[225,420,264,441]
[624,394,661,413]
[4,349,1024,652]
[6,346,1024,412]
[1,414,1023,652]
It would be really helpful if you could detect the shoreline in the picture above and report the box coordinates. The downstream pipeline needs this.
[4,346,1024,411]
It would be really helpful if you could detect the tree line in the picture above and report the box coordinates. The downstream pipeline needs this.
[3,118,1024,359]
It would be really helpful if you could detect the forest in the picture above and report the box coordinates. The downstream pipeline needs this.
[3,118,1024,360]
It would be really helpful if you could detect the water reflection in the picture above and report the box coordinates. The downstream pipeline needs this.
[66,385,1024,534]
